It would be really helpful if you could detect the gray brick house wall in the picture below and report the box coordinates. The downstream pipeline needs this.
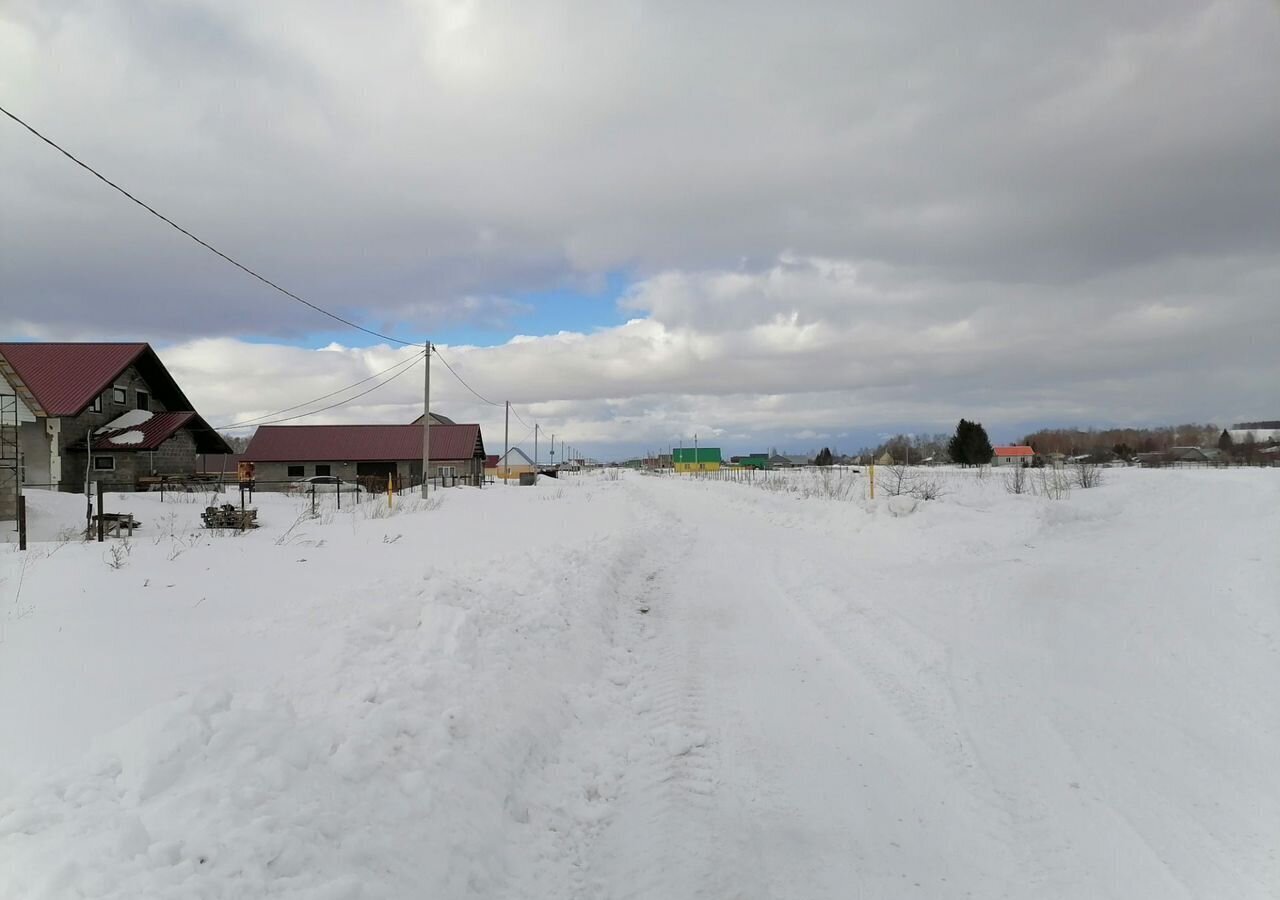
[250,457,480,490]
[82,429,198,488]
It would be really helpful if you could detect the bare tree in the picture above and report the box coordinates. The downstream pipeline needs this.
[879,461,944,500]
[1003,465,1029,495]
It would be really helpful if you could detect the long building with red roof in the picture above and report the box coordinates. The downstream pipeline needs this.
[243,422,487,489]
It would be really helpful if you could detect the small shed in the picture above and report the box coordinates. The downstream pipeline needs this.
[673,447,722,473]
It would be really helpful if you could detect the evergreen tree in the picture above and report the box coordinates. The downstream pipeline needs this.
[948,419,994,466]
[815,447,834,466]
[1217,429,1233,453]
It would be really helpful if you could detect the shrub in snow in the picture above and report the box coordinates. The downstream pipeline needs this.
[103,539,132,570]
[1074,461,1103,489]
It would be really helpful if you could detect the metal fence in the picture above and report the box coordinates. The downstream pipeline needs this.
[8,472,478,550]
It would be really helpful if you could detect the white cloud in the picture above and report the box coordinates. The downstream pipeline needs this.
[160,254,1280,457]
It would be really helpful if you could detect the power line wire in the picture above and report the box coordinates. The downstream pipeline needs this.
[214,351,423,430]
[432,347,502,407]
[1,107,561,437]
[432,346,544,437]
[0,104,422,348]
[214,351,423,429]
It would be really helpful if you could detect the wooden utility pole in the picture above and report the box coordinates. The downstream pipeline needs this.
[421,344,431,498]
[504,401,510,485]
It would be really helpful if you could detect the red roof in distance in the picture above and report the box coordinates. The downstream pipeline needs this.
[993,445,1036,457]
[244,424,485,463]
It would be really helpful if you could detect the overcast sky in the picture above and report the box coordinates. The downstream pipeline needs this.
[2,1,1278,458]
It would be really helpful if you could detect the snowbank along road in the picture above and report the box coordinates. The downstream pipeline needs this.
[1,468,1277,898]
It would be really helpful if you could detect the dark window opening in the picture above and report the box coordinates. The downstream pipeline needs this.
[90,396,102,412]
[137,391,149,411]
[287,465,304,477]
[315,464,332,476]
[94,456,115,471]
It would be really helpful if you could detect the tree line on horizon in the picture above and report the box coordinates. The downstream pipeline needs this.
[847,420,1267,466]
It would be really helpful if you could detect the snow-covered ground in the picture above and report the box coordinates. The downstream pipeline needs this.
[1,468,1277,898]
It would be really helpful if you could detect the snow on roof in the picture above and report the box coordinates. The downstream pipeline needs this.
[96,409,155,433]
[90,411,203,451]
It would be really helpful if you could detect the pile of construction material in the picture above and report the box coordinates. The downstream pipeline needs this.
[201,504,258,529]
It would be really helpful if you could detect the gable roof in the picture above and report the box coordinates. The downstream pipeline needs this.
[409,412,457,426]
[0,342,195,417]
[994,445,1035,457]
[244,423,484,463]
[496,446,534,467]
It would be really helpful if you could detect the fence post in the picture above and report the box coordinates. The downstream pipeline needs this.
[96,480,105,542]
[17,495,26,551]
[337,479,342,510]
[310,484,316,517]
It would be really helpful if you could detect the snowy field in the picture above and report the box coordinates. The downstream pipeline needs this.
[1,468,1278,898]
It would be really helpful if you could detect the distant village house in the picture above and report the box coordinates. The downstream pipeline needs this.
[991,445,1035,467]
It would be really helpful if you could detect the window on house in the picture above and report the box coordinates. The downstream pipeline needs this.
[315,464,331,476]
[136,390,149,411]
[93,456,115,471]
[90,395,102,413]
[112,387,126,405]
[287,465,304,477]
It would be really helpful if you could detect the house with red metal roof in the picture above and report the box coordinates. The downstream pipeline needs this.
[991,445,1036,467]
[243,423,487,489]
[0,343,230,507]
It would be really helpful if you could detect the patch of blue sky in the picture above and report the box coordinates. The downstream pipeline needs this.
[232,271,635,350]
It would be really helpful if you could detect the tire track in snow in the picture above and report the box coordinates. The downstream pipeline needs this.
[583,485,729,899]
[495,482,727,899]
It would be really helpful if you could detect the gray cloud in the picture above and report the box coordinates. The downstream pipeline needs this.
[2,0,1278,452]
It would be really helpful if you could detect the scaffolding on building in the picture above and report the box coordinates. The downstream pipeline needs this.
[1,392,19,524]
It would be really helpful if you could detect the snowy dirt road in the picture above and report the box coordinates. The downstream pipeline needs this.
[494,472,1280,899]
[497,472,1280,899]
[2,470,1278,898]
